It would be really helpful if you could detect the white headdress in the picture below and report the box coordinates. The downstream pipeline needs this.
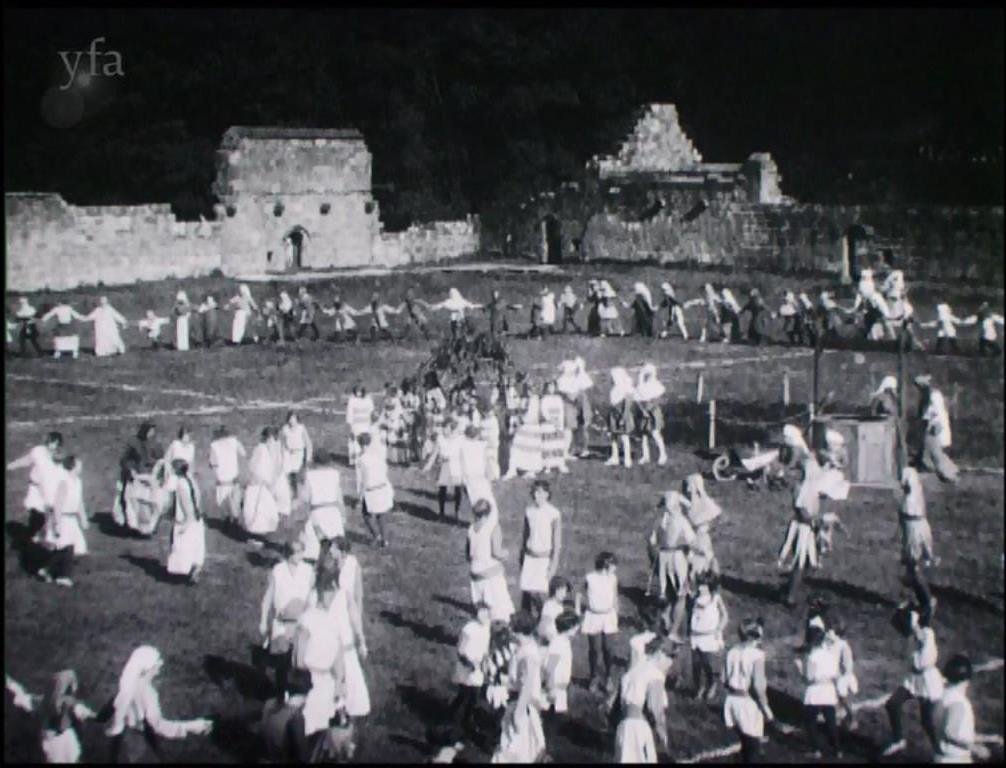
[873,375,898,397]
[704,283,718,303]
[685,473,722,528]
[239,284,252,299]
[782,424,810,454]
[633,282,654,310]
[634,362,666,402]
[660,282,674,296]
[176,291,189,304]
[573,357,593,391]
[824,429,845,448]
[555,360,580,397]
[721,288,741,313]
[448,287,462,302]
[609,367,634,405]
[936,303,952,320]
[107,645,162,736]
[601,281,616,298]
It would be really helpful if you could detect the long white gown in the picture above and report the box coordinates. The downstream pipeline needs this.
[87,306,126,356]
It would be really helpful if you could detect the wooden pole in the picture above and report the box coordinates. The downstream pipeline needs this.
[708,400,716,449]
[811,333,821,442]
[696,373,704,403]
[783,370,791,406]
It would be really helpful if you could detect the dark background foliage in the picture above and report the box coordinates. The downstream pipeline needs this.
[4,9,1003,225]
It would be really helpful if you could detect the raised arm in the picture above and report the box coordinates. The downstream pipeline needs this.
[6,451,35,471]
[140,686,213,738]
[490,523,508,561]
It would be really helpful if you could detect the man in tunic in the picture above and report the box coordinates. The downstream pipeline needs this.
[611,633,672,763]
[355,432,394,548]
[466,499,515,623]
[519,480,562,613]
[7,431,64,539]
[913,375,958,483]
[260,538,315,696]
[299,451,346,562]
[723,618,774,763]
[934,654,991,763]
[41,301,85,359]
[208,425,245,522]
[83,297,127,357]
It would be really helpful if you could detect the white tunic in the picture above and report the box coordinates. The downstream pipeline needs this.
[280,423,310,475]
[723,644,767,738]
[209,436,243,485]
[43,471,88,555]
[346,396,375,437]
[615,660,665,763]
[802,645,840,706]
[689,593,726,653]
[453,619,491,687]
[581,571,618,635]
[903,626,944,701]
[544,634,572,712]
[267,560,314,647]
[935,685,976,763]
[298,606,341,734]
[923,390,953,448]
[467,520,514,622]
[24,445,59,511]
[520,502,559,593]
[326,588,370,717]
[88,305,126,356]
[356,446,394,515]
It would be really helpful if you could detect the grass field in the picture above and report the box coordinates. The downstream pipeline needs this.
[4,265,1004,763]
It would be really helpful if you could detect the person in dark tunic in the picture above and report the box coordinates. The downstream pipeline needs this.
[630,283,656,338]
[117,423,165,534]
[15,297,43,357]
[198,295,220,348]
[740,289,770,345]
[397,289,431,341]
[296,287,321,341]
[586,280,601,337]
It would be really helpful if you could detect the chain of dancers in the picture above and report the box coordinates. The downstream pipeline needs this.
[7,268,1004,359]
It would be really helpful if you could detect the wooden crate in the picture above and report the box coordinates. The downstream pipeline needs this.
[812,415,898,487]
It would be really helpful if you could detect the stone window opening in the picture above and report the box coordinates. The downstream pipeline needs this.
[320,202,331,215]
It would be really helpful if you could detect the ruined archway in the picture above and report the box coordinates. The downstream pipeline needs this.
[540,215,562,265]
[282,226,311,271]
[843,223,871,282]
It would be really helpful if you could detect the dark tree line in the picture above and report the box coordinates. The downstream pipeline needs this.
[4,9,1003,229]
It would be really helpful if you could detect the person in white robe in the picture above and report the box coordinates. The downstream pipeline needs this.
[227,284,259,344]
[539,381,569,473]
[260,538,314,695]
[578,551,620,693]
[492,611,547,764]
[138,310,171,349]
[266,428,292,518]
[427,287,483,338]
[209,425,245,521]
[612,634,672,763]
[424,419,465,517]
[34,456,88,586]
[933,654,991,763]
[913,375,959,483]
[466,499,515,623]
[293,579,349,740]
[165,460,206,584]
[7,431,64,538]
[105,646,213,762]
[459,423,496,518]
[280,411,313,498]
[355,432,394,547]
[519,479,562,613]
[299,451,346,561]
[83,296,127,357]
[164,425,196,488]
[503,383,544,479]
[172,291,192,351]
[242,427,281,538]
[723,618,774,763]
[41,302,85,359]
[345,384,375,467]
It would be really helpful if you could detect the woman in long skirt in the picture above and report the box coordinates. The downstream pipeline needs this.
[346,384,375,467]
[243,428,281,538]
[84,297,127,357]
[503,381,544,480]
[539,381,569,474]
[228,284,258,344]
[173,291,191,351]
[694,284,722,343]
[105,646,213,762]
[913,375,958,483]
[164,425,196,481]
[492,611,546,763]
[586,280,601,337]
[165,459,206,584]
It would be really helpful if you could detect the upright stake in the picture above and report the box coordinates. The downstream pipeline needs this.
[696,372,705,403]
[783,370,791,406]
[896,324,907,478]
[708,399,716,449]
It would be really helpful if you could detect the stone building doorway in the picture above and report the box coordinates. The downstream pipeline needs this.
[282,226,310,271]
[842,224,871,282]
[541,215,562,264]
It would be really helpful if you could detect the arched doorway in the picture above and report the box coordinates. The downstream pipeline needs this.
[282,226,310,271]
[843,224,871,282]
[541,215,562,265]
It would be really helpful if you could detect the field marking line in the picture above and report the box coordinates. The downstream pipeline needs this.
[678,657,1005,764]
[6,399,349,430]
[6,372,242,405]
[527,348,815,377]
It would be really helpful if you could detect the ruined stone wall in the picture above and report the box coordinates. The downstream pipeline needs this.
[596,104,702,175]
[374,217,481,266]
[5,193,221,292]
[581,201,1004,283]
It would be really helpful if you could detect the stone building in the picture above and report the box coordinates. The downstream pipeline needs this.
[521,103,1003,286]
[5,126,480,292]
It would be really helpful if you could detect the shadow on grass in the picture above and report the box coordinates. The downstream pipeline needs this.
[397,500,468,529]
[397,683,451,726]
[121,554,185,585]
[931,583,1005,616]
[805,576,897,608]
[720,573,783,603]
[432,594,474,617]
[403,486,439,501]
[209,712,262,763]
[204,516,251,545]
[379,609,456,648]
[764,684,880,760]
[204,651,274,702]
[558,710,610,754]
[246,550,280,569]
[387,732,430,758]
